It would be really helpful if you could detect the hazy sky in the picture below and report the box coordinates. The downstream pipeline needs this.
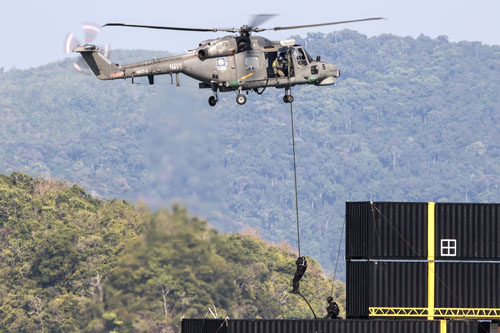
[2,0,499,70]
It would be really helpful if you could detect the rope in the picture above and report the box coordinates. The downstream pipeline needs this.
[330,217,345,296]
[370,200,381,244]
[284,65,315,319]
[284,47,300,256]
[254,79,269,95]
[297,291,318,319]
[215,317,229,333]
[289,100,301,257]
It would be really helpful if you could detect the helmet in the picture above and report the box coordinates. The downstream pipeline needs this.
[327,296,333,303]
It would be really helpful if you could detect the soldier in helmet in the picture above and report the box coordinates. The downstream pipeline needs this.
[272,52,287,77]
[292,256,307,294]
[325,296,340,319]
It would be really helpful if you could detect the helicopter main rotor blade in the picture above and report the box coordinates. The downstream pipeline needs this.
[257,17,384,32]
[248,14,277,29]
[104,23,237,33]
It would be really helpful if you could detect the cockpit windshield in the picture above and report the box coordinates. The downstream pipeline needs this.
[303,49,314,63]
[293,48,308,66]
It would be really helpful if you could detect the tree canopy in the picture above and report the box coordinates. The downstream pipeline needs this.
[0,173,341,332]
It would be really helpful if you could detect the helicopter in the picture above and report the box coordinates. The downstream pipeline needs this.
[73,15,382,106]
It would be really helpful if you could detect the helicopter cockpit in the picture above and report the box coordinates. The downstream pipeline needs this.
[292,47,313,66]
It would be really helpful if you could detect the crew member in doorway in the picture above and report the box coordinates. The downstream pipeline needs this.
[272,53,286,77]
[325,296,340,319]
[292,256,307,293]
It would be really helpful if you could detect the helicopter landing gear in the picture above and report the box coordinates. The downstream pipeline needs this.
[208,96,217,107]
[236,94,247,105]
[283,88,294,103]
[209,83,218,106]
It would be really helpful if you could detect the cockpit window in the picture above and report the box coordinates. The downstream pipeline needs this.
[293,48,308,66]
[304,49,314,63]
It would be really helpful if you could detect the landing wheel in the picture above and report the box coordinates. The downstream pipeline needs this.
[208,96,217,107]
[236,94,247,105]
[283,95,294,103]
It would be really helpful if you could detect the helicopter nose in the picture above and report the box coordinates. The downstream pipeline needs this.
[326,63,340,77]
[314,63,340,86]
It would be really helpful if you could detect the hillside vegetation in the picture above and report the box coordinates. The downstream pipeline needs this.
[0,31,499,274]
[0,173,341,332]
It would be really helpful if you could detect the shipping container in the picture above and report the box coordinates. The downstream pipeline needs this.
[181,318,484,333]
[347,261,427,318]
[435,203,500,260]
[346,260,500,320]
[346,202,428,259]
[346,201,500,260]
[436,262,500,308]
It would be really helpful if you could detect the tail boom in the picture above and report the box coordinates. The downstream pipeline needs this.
[73,44,188,81]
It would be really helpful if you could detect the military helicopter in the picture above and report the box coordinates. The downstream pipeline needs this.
[74,15,382,106]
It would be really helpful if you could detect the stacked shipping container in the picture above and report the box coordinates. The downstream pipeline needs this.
[346,201,500,320]
[181,318,487,333]
[181,202,500,333]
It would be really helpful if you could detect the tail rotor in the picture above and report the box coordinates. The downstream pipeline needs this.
[63,22,111,74]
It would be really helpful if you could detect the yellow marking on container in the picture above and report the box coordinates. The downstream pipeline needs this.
[440,320,447,333]
[428,202,436,320]
[240,72,254,80]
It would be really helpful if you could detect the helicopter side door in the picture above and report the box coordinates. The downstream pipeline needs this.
[234,51,267,89]
[266,50,292,78]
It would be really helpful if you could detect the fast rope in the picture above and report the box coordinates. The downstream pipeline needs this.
[289,100,301,257]
[289,98,318,320]
[285,52,317,320]
[297,291,318,319]
[285,46,302,257]
[330,217,345,297]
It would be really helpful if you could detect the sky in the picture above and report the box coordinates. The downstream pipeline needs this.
[1,0,499,70]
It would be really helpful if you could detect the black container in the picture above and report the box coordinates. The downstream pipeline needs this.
[347,261,427,318]
[347,201,500,260]
[435,262,500,308]
[346,202,428,259]
[181,318,482,333]
[435,203,500,260]
[347,260,500,319]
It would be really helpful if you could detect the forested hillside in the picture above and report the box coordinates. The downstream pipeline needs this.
[0,173,340,331]
[0,30,499,274]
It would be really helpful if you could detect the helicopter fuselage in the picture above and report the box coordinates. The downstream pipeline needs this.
[75,35,340,105]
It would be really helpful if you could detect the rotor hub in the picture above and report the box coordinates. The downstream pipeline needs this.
[239,25,252,37]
